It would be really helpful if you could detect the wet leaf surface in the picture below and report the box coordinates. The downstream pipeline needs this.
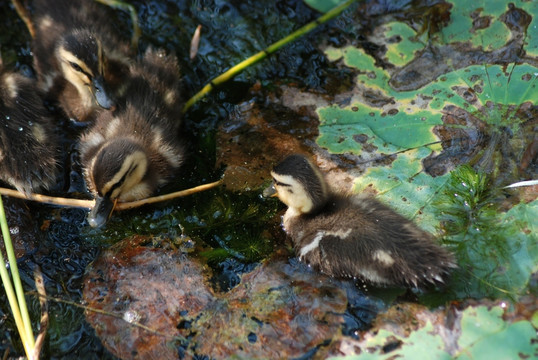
[216,84,325,191]
[83,236,350,359]
[332,300,538,359]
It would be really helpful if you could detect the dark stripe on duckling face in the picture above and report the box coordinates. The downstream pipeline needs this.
[105,161,138,198]
[61,30,101,74]
[273,178,291,188]
[90,139,149,201]
[271,154,328,214]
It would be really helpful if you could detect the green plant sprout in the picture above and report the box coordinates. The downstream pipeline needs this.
[435,165,537,299]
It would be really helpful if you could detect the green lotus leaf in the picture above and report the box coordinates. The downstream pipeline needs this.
[332,321,451,360]
[384,22,426,67]
[456,305,537,359]
[330,304,537,359]
[443,0,511,51]
[354,148,449,234]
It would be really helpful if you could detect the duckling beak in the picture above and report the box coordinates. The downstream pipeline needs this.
[262,183,278,198]
[87,195,117,228]
[92,76,115,110]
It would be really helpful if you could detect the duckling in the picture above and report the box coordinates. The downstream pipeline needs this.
[0,64,59,194]
[30,0,131,121]
[79,48,184,227]
[266,154,456,288]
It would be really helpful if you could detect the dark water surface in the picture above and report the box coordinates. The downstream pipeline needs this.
[0,0,373,358]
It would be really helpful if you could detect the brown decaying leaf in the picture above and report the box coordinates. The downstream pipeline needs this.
[83,236,347,359]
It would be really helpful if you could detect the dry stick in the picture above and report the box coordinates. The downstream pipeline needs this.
[32,268,48,360]
[182,0,359,112]
[0,188,93,208]
[27,291,185,341]
[190,25,202,60]
[0,179,223,210]
[115,179,223,210]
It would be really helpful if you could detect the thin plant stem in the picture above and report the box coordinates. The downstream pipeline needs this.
[0,196,35,357]
[0,179,223,210]
[183,0,359,111]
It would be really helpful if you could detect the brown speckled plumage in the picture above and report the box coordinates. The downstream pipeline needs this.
[0,67,59,194]
[31,0,131,121]
[79,48,184,227]
[270,154,456,288]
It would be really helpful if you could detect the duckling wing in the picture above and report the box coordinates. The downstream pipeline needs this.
[318,227,455,288]
[315,233,395,285]
[0,71,59,194]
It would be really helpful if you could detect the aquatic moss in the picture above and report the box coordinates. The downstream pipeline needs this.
[435,165,537,299]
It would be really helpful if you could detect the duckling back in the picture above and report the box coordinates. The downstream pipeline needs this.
[271,154,455,288]
[288,194,455,288]
[0,67,59,194]
[79,49,184,227]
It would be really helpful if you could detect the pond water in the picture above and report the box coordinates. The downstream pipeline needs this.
[1,0,536,358]
[0,0,381,358]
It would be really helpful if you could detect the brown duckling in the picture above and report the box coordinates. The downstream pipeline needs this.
[0,64,59,194]
[79,48,184,227]
[266,154,456,288]
[30,0,131,121]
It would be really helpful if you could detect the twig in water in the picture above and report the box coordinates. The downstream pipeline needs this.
[32,267,48,360]
[0,179,223,210]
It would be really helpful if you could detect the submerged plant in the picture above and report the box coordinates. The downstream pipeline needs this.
[435,165,536,299]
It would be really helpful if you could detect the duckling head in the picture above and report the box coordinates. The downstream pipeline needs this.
[86,138,151,227]
[269,154,329,215]
[56,29,114,110]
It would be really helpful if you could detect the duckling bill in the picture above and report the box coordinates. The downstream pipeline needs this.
[268,154,456,288]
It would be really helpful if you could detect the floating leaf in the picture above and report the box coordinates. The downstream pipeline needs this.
[383,22,426,67]
[456,305,537,360]
[331,304,538,359]
[318,0,537,300]
[354,148,450,234]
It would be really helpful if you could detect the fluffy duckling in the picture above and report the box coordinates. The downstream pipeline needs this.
[266,154,456,288]
[31,0,131,121]
[0,65,59,194]
[79,48,184,227]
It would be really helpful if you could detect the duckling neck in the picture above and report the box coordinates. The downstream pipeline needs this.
[282,193,336,232]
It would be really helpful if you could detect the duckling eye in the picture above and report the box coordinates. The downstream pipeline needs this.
[69,62,83,73]
[273,179,288,187]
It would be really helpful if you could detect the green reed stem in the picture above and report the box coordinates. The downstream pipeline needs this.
[183,0,359,111]
[0,196,35,357]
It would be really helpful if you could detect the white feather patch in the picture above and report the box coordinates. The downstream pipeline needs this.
[299,231,324,260]
[358,268,388,284]
[4,74,18,99]
[372,250,395,266]
[325,228,352,239]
